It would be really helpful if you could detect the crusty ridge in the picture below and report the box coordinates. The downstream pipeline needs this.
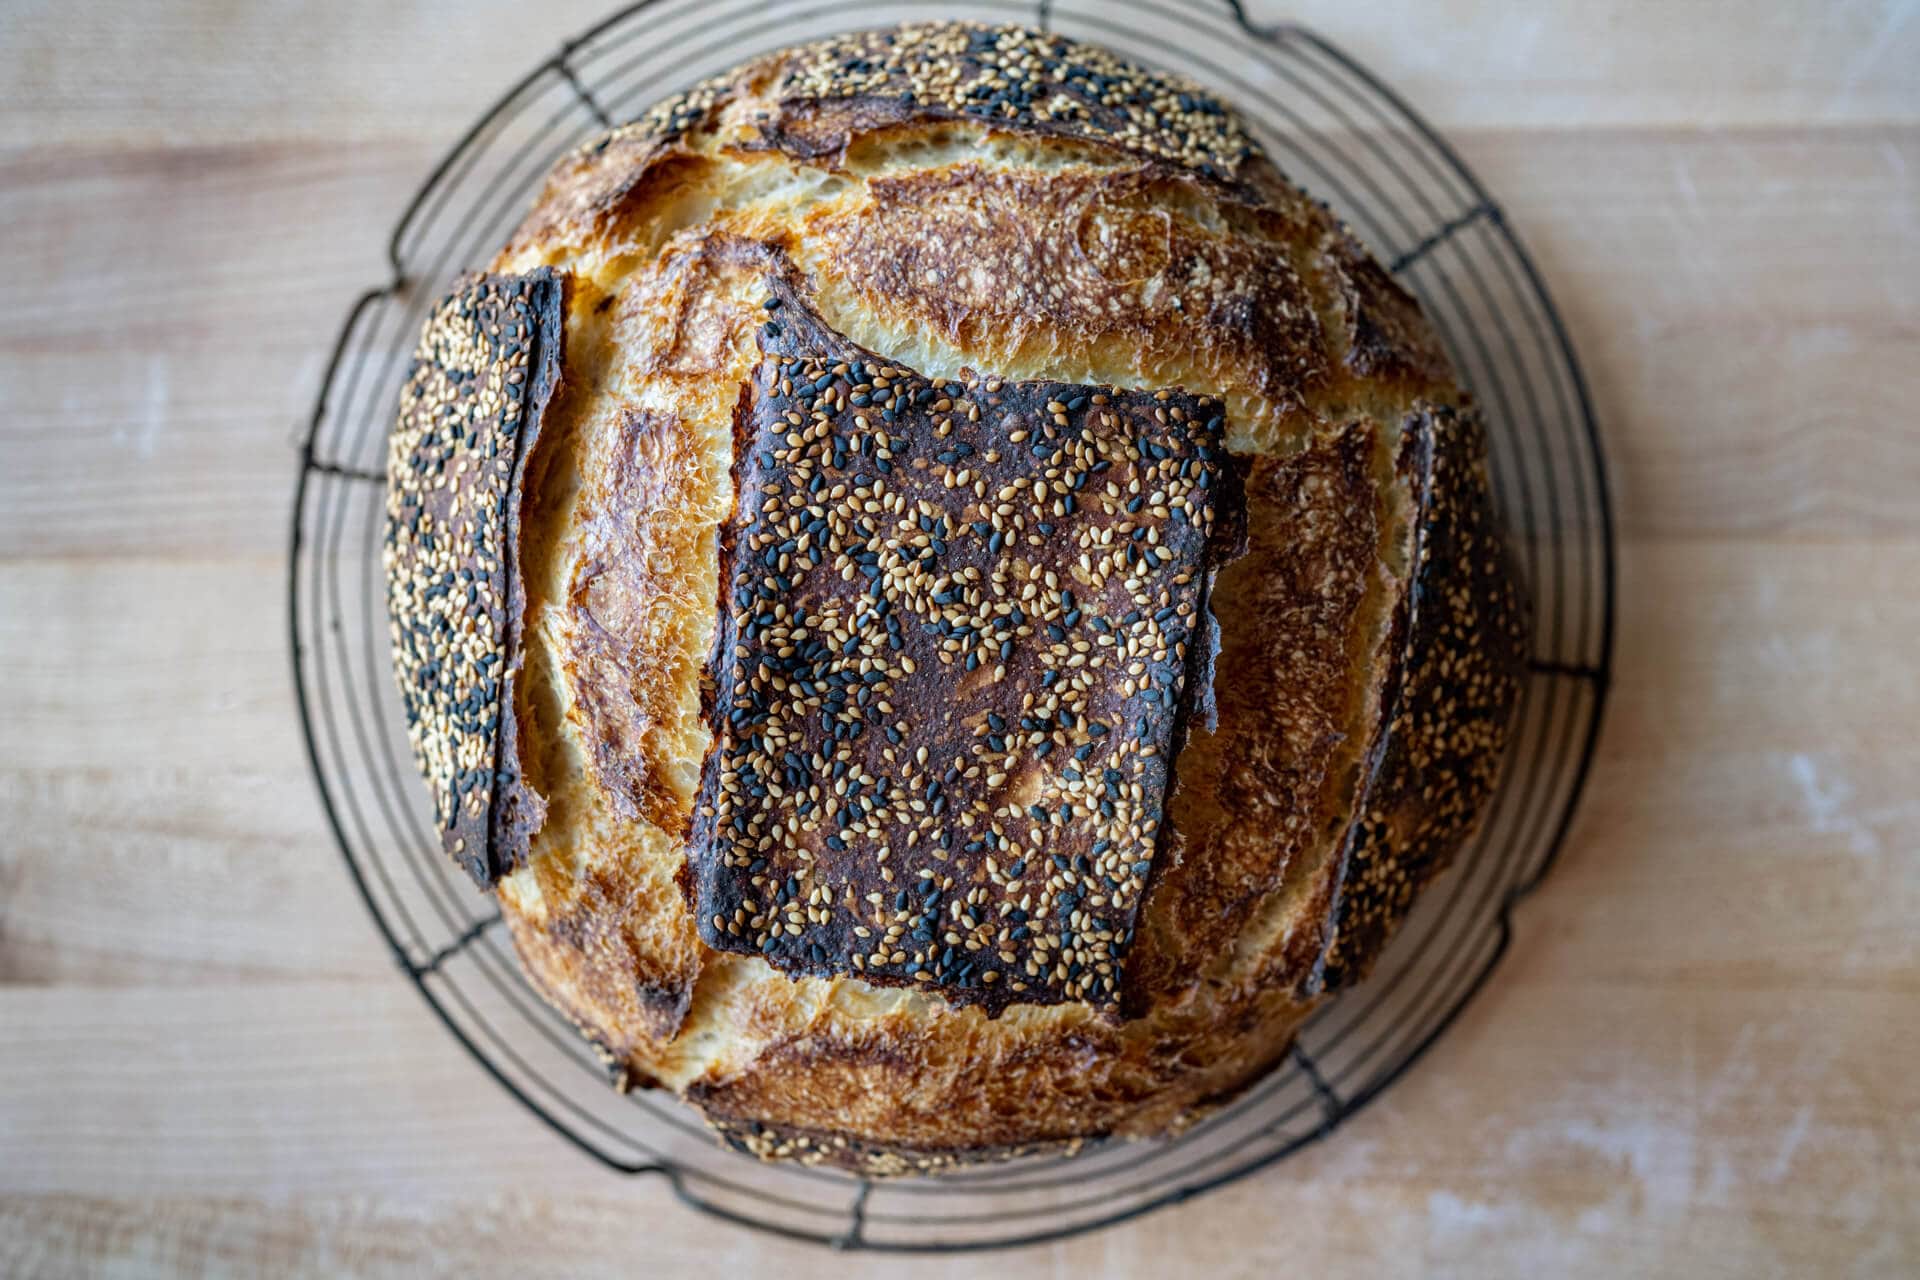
[1306,404,1527,993]
[372,21,1539,1171]
[601,23,1249,178]
[384,269,567,885]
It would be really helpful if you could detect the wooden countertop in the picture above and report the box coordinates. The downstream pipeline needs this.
[2,1,1915,1274]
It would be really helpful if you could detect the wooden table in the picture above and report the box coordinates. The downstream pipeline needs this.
[3,1,1915,1274]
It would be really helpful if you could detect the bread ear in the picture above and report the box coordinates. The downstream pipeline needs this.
[384,268,570,885]
[504,21,1260,262]
[741,24,1251,180]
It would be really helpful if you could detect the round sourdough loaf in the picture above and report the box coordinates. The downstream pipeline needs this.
[383,21,1527,1173]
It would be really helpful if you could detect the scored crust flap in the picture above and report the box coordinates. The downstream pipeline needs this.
[505,22,1264,259]
[1303,403,1529,993]
[687,279,1247,1016]
[747,25,1252,180]
[384,268,570,885]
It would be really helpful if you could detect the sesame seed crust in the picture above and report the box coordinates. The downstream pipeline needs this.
[750,23,1250,178]
[503,23,1259,261]
[802,163,1336,446]
[702,1112,1077,1176]
[690,279,1245,1016]
[383,269,567,885]
[624,21,1245,177]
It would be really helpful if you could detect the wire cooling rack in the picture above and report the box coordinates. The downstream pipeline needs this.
[288,0,1614,1251]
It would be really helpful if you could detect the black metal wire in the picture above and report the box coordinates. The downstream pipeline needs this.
[287,0,1616,1252]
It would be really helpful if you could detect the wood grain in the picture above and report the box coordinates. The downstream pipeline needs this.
[5,127,1914,556]
[4,0,1916,145]
[2,0,1916,1275]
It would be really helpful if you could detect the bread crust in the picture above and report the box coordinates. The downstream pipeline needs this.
[689,273,1248,1017]
[386,22,1526,1172]
[384,269,568,884]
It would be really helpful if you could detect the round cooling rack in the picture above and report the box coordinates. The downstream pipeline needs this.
[289,0,1615,1251]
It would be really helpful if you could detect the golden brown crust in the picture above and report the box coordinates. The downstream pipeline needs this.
[680,964,1320,1162]
[565,405,712,838]
[519,22,1253,225]
[703,1114,1080,1176]
[742,25,1251,179]
[506,856,698,1045]
[1322,228,1456,391]
[388,22,1528,1171]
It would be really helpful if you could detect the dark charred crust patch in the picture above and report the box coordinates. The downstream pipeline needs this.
[688,282,1245,1016]
[1304,405,1528,993]
[384,269,569,885]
